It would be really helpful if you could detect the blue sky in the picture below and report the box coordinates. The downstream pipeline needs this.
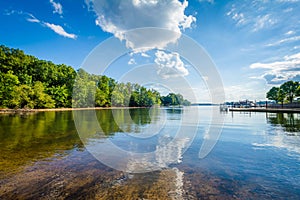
[1,0,300,102]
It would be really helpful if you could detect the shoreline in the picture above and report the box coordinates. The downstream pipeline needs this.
[0,107,151,114]
[229,107,300,113]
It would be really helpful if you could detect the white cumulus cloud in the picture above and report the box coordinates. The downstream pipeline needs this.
[86,0,195,52]
[250,52,300,84]
[155,50,189,79]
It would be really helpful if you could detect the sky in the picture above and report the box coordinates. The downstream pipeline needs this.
[1,0,300,103]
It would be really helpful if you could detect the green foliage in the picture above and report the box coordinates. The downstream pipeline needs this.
[266,87,280,103]
[0,45,190,109]
[33,82,55,108]
[0,70,20,107]
[47,85,69,108]
[96,75,111,107]
[161,93,191,106]
[296,85,300,98]
[72,73,97,108]
[95,88,109,107]
[0,45,76,108]
[277,89,285,105]
[266,81,300,103]
[10,85,34,109]
[280,81,299,103]
[7,82,55,109]
[111,90,125,106]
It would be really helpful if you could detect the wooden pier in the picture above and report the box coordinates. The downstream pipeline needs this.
[229,107,300,113]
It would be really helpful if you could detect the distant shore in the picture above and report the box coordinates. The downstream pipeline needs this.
[229,107,300,113]
[0,107,149,114]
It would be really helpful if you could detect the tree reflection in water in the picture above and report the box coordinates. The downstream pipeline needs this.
[266,113,300,134]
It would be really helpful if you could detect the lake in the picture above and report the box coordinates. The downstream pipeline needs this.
[0,107,300,199]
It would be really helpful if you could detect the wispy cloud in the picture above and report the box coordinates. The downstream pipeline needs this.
[253,14,276,32]
[250,52,300,84]
[276,0,299,2]
[283,7,294,12]
[226,7,247,26]
[49,0,63,15]
[26,13,40,23]
[226,0,299,32]
[4,9,23,16]
[224,83,265,101]
[266,35,300,47]
[44,22,77,39]
[226,4,276,32]
[141,52,150,58]
[285,30,296,36]
[7,10,76,39]
[199,0,214,4]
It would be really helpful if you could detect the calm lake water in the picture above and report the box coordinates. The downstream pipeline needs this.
[0,107,300,199]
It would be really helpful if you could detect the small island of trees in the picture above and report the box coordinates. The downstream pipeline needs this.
[0,45,190,109]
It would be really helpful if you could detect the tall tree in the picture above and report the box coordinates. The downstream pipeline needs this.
[0,71,20,108]
[266,87,280,103]
[280,81,299,103]
[10,85,34,109]
[295,85,300,99]
[277,88,285,107]
[32,82,55,108]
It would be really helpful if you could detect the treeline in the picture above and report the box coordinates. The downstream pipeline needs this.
[266,81,300,104]
[160,93,191,106]
[72,69,163,108]
[0,45,190,109]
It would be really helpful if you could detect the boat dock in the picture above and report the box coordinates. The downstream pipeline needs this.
[229,107,300,113]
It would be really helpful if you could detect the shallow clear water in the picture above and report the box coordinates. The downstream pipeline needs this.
[0,107,299,199]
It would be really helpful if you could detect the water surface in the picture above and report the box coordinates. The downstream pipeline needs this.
[0,107,300,199]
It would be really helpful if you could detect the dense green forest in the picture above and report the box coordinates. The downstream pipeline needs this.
[0,45,190,109]
[266,81,300,104]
